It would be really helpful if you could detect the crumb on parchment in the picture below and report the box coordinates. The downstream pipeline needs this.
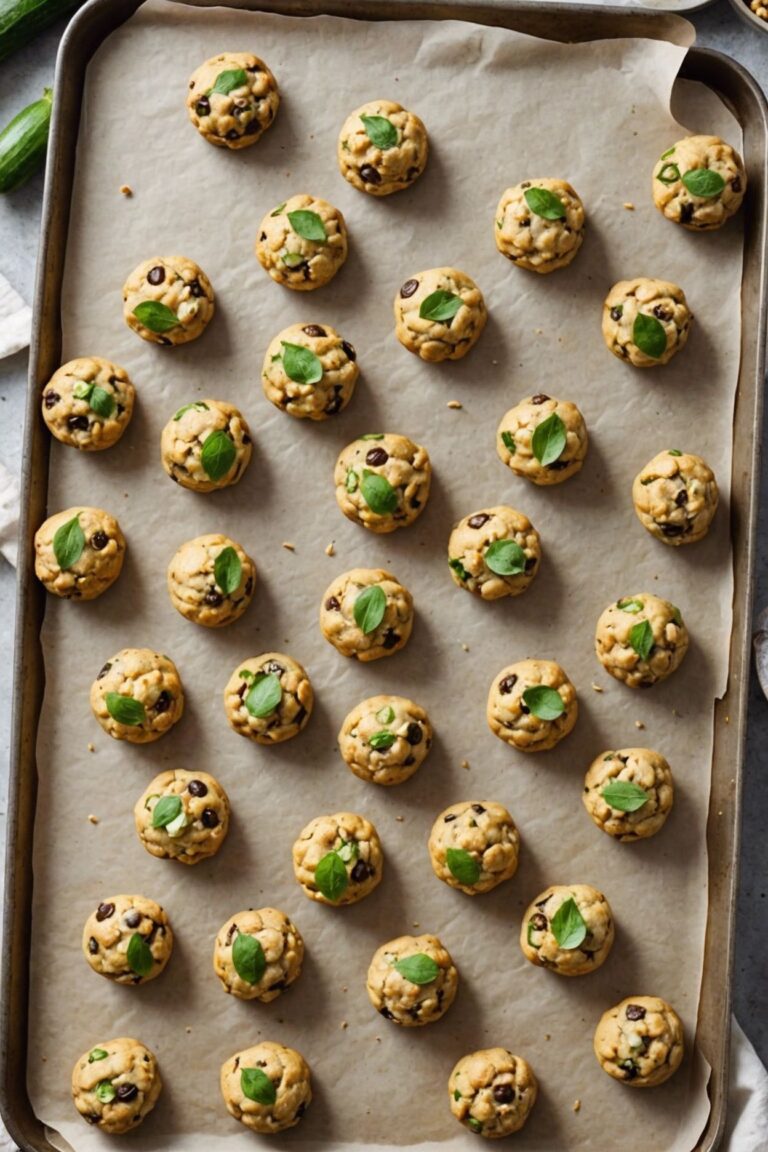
[623,202,635,210]
[573,1099,582,1113]
[591,683,604,693]
[460,759,470,771]
[87,814,99,824]
[635,720,645,730]
[325,542,336,557]
[447,400,463,410]
[282,541,295,552]
[87,742,95,752]
[396,815,404,822]
[120,185,133,196]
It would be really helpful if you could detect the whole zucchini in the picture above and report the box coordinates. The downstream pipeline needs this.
[0,88,52,193]
[0,0,83,61]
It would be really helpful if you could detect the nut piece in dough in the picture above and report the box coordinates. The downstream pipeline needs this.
[632,449,718,545]
[428,801,520,894]
[160,399,252,491]
[213,908,304,1001]
[496,394,587,486]
[487,659,578,752]
[41,357,134,451]
[90,648,184,744]
[292,811,383,905]
[602,278,692,368]
[521,884,614,976]
[338,694,432,786]
[320,567,414,661]
[583,748,674,842]
[334,433,431,533]
[337,100,428,196]
[262,322,359,419]
[220,1041,311,1132]
[495,178,585,273]
[449,1048,538,1138]
[394,267,487,362]
[167,534,256,627]
[224,652,313,744]
[134,769,230,865]
[187,52,279,149]
[366,933,458,1026]
[123,256,214,345]
[595,594,689,688]
[82,895,173,985]
[72,1037,161,1134]
[448,506,541,598]
[594,996,684,1087]
[652,135,746,230]
[256,193,348,291]
[34,506,126,600]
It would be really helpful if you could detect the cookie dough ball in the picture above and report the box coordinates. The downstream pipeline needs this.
[633,449,718,545]
[90,648,184,744]
[652,136,746,230]
[583,748,674,842]
[161,399,252,491]
[72,1038,161,1134]
[428,801,520,895]
[495,178,585,273]
[496,394,588,486]
[256,193,347,291]
[394,267,487,362]
[521,884,614,976]
[750,0,767,19]
[335,433,431,533]
[224,652,313,744]
[448,506,541,599]
[595,594,689,688]
[34,507,126,600]
[487,659,578,752]
[338,100,428,196]
[214,908,304,1001]
[602,279,692,368]
[134,769,230,865]
[41,357,134,451]
[123,256,214,346]
[187,52,279,149]
[82,895,173,985]
[320,568,414,661]
[449,1049,538,1138]
[292,811,383,905]
[594,997,684,1087]
[338,694,432,786]
[262,322,359,419]
[167,534,256,627]
[221,1042,311,1133]
[366,934,458,1026]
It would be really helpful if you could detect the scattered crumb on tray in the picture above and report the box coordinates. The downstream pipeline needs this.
[87,742,95,753]
[87,814,99,824]
[461,643,469,652]
[460,759,470,771]
[573,1099,582,1113]
[591,683,604,693]
[325,542,336,557]
[623,202,635,210]
[340,1020,348,1030]
[635,720,645,730]
[447,400,463,410]
[395,815,404,822]
[282,541,295,551]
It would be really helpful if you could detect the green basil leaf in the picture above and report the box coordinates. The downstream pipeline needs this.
[550,896,587,950]
[72,379,92,400]
[244,673,282,719]
[353,585,387,634]
[271,201,286,217]
[681,168,725,198]
[315,850,349,902]
[671,605,682,626]
[173,402,209,421]
[360,113,398,150]
[446,847,481,886]
[239,668,256,683]
[361,469,398,516]
[453,1089,462,1101]
[336,838,359,864]
[105,693,146,727]
[287,209,327,243]
[419,289,462,323]
[95,1080,116,1104]
[211,68,248,96]
[52,514,85,571]
[468,1118,483,1134]
[200,429,236,481]
[88,1048,108,1063]
[214,546,242,596]
[630,619,654,661]
[617,598,643,613]
[531,412,566,466]
[393,953,440,985]
[281,341,323,386]
[241,1067,277,1106]
[633,313,667,360]
[485,539,526,576]
[165,808,189,837]
[501,431,516,454]
[361,433,385,441]
[133,300,179,333]
[282,251,306,267]
[375,705,395,724]
[449,557,471,582]
[655,162,681,185]
[345,468,358,493]
[523,186,566,220]
[660,146,676,160]
[126,932,154,977]
[369,730,396,750]
[89,385,116,420]
[668,448,682,457]
[522,685,565,721]
[601,780,649,813]
[232,933,266,985]
[151,795,183,829]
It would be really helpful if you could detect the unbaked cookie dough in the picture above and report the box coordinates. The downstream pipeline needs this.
[602,279,692,368]
[366,933,458,1026]
[82,895,173,985]
[633,449,718,545]
[214,908,304,1001]
[72,1038,161,1134]
[428,801,520,895]
[34,507,126,600]
[595,594,689,688]
[521,884,614,976]
[221,1042,311,1133]
[262,322,359,419]
[292,811,383,905]
[160,399,252,491]
[334,433,431,533]
[256,194,348,290]
[41,357,134,451]
[594,997,684,1087]
[394,267,487,362]
[495,178,585,273]
[123,256,214,346]
[449,1049,538,1138]
[496,395,588,485]
[187,52,279,149]
[320,567,414,661]
[652,135,746,230]
[167,534,256,627]
[448,506,541,598]
[583,748,674,842]
[750,0,767,19]
[134,769,230,865]
[487,659,578,752]
[338,694,432,786]
[337,100,428,195]
[90,648,184,744]
[223,652,313,744]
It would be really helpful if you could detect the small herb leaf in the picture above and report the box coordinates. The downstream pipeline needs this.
[522,685,565,721]
[211,68,248,96]
[353,585,387,634]
[88,1048,108,1063]
[214,546,242,596]
[151,795,183,829]
[287,209,327,243]
[95,1080,116,1103]
[281,341,323,386]
[315,850,349,902]
[271,201,286,217]
[668,448,682,457]
[105,693,146,727]
[126,932,154,977]
[618,598,643,613]
[633,313,667,360]
[53,514,85,570]
[89,385,116,419]
[336,839,359,864]
[369,730,396,751]
[360,113,398,150]
[393,953,440,985]
[232,933,266,985]
[419,289,462,323]
[524,186,566,220]
[449,557,471,582]
[174,402,209,421]
[244,673,282,719]
[601,780,650,812]
[656,162,681,186]
[133,301,179,333]
[485,539,526,576]
[345,469,358,493]
[241,1067,277,1106]
[681,168,725,198]
[376,705,395,724]
[446,847,481,886]
[501,431,516,454]
[551,897,587,950]
[531,412,566,466]
[200,429,236,481]
[630,619,654,661]
[361,469,398,516]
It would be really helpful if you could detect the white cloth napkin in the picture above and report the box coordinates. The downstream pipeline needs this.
[0,272,32,361]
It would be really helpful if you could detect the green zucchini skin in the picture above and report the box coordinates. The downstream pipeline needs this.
[0,88,53,194]
[0,0,82,62]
